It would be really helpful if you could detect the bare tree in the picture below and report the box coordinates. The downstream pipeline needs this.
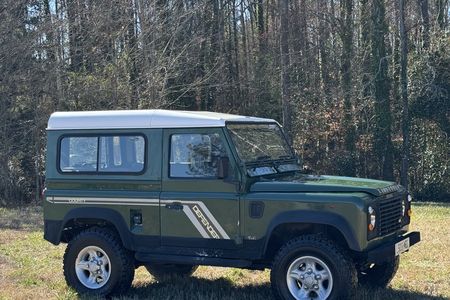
[280,0,292,144]
[399,0,410,188]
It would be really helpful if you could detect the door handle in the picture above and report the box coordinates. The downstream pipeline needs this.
[165,202,183,211]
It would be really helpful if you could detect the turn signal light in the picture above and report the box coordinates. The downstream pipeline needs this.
[368,224,374,231]
[408,209,413,217]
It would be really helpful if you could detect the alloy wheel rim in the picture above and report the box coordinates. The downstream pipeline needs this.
[286,255,333,300]
[75,246,111,289]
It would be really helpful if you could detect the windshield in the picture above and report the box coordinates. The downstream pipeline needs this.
[227,123,294,163]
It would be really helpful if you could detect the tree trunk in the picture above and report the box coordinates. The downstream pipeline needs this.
[436,0,448,29]
[67,0,83,71]
[399,0,410,188]
[341,0,356,175]
[317,0,331,100]
[280,0,292,144]
[225,5,236,110]
[208,0,221,111]
[418,0,430,49]
[257,0,266,60]
[232,0,241,108]
[360,0,371,101]
[371,0,394,180]
[240,0,249,111]
[127,0,139,109]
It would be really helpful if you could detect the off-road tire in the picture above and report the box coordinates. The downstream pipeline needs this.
[358,256,400,288]
[63,227,135,297]
[270,235,357,300]
[145,264,198,282]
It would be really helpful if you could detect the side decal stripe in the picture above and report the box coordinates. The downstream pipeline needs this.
[52,201,159,206]
[183,206,210,238]
[48,197,230,240]
[194,202,230,239]
[161,199,231,240]
[47,197,159,206]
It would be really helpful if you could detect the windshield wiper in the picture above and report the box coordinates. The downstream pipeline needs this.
[257,155,272,161]
[245,155,274,166]
[277,155,294,160]
[271,155,296,164]
[248,154,292,165]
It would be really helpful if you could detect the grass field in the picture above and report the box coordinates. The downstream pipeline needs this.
[0,203,449,300]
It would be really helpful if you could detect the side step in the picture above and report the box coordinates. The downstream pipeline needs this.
[135,252,252,268]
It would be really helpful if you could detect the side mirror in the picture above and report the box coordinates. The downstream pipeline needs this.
[217,156,230,179]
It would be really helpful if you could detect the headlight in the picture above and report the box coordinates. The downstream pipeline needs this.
[368,206,376,231]
[407,194,413,217]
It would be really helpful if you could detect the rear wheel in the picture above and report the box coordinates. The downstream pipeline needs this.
[145,264,198,282]
[270,235,357,300]
[358,256,400,288]
[63,227,134,297]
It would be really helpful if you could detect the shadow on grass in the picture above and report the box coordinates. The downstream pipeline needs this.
[0,206,43,231]
[356,286,448,300]
[116,277,272,300]
[95,276,448,300]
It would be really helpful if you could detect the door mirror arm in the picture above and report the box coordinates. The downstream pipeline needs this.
[217,156,244,191]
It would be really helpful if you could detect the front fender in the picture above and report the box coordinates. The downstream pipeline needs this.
[263,210,361,254]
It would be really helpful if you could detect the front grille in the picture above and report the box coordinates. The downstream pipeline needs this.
[378,195,403,235]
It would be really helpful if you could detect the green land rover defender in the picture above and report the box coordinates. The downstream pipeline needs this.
[43,110,420,299]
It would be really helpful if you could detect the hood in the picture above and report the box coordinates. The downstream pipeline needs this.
[249,175,400,196]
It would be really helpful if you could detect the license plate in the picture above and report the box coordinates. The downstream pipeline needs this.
[395,238,410,256]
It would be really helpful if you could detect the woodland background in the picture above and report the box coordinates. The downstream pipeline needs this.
[0,0,449,206]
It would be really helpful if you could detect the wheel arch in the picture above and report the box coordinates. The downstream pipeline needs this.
[262,210,361,260]
[52,207,133,250]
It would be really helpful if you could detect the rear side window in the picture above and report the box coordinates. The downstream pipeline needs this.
[59,135,145,173]
[60,137,98,172]
[99,136,145,172]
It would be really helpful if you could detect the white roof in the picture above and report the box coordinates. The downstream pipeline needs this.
[47,110,277,130]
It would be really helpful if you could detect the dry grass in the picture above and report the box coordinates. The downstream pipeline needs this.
[390,203,450,297]
[0,203,448,300]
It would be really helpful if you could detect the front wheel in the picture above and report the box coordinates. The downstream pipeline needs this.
[63,227,135,297]
[270,235,357,300]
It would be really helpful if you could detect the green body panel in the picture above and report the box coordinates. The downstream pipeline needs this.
[250,176,394,196]
[160,192,239,239]
[160,128,240,247]
[43,201,159,236]
[44,129,163,238]
[244,191,373,250]
[44,123,409,259]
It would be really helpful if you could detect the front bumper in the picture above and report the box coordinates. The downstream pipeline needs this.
[364,231,421,264]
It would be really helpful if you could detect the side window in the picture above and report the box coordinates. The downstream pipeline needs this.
[60,137,98,172]
[59,135,145,173]
[99,136,145,172]
[170,133,227,178]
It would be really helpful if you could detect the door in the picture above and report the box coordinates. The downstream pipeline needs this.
[160,128,240,250]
